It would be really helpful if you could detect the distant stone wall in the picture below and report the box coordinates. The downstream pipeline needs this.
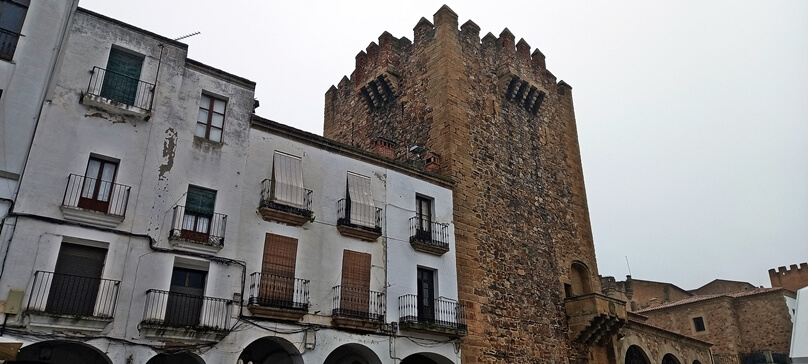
[769,263,808,293]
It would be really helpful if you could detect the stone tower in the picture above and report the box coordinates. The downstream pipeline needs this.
[324,6,625,363]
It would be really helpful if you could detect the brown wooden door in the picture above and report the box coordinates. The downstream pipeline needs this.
[77,158,117,213]
[259,234,298,308]
[340,250,371,317]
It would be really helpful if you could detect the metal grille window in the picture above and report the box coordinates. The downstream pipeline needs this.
[0,0,28,61]
[196,94,226,142]
[346,172,375,228]
[271,152,305,208]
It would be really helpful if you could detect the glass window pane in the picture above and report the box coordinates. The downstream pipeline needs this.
[210,113,224,128]
[209,128,222,142]
[195,123,207,138]
[197,109,208,123]
[199,95,210,109]
[213,99,226,113]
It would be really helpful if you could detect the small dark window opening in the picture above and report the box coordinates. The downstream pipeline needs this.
[693,317,705,332]
[564,283,572,298]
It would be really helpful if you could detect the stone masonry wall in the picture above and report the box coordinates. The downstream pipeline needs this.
[733,291,793,355]
[641,298,743,355]
[324,6,605,363]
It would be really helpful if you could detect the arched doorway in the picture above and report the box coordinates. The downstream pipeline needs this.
[14,340,112,364]
[662,354,681,364]
[145,352,204,364]
[323,344,381,364]
[625,345,650,364]
[401,353,454,364]
[238,337,301,364]
[570,262,592,297]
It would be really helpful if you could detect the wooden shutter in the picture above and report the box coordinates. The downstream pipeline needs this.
[260,234,298,306]
[340,250,371,315]
[272,152,305,208]
[262,233,298,277]
[186,185,216,216]
[346,172,375,228]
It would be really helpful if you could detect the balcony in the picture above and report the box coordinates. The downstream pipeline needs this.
[140,289,231,342]
[60,174,131,228]
[168,205,226,252]
[409,218,450,256]
[398,295,467,337]
[0,28,21,61]
[336,199,382,242]
[565,293,626,345]
[25,271,120,333]
[81,66,154,118]
[331,285,385,332]
[247,273,309,321]
[258,178,313,226]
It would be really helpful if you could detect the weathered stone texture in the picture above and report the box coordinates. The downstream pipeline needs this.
[323,6,607,363]
[616,319,712,364]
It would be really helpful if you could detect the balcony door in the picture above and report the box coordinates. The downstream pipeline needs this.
[165,267,206,327]
[416,268,435,322]
[78,157,117,213]
[181,186,216,242]
[259,233,298,308]
[340,250,371,317]
[101,47,143,105]
[415,196,432,240]
[46,243,107,316]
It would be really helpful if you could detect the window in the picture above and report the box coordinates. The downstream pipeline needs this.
[346,172,375,228]
[196,94,226,142]
[270,152,305,208]
[417,267,436,321]
[415,195,432,240]
[181,186,216,242]
[100,47,144,106]
[165,266,206,326]
[259,233,298,307]
[46,243,107,316]
[692,316,705,332]
[78,157,118,213]
[340,250,371,315]
[0,0,28,61]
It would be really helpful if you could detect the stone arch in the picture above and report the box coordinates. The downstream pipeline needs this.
[145,352,205,364]
[625,345,651,364]
[662,354,681,364]
[323,344,382,364]
[237,336,302,364]
[16,340,112,364]
[401,353,454,364]
[693,360,702,364]
[569,261,592,296]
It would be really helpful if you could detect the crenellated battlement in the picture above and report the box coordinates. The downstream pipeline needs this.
[769,262,808,292]
[329,4,561,98]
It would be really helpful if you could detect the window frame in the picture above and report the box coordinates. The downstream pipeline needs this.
[181,185,217,240]
[0,0,29,61]
[196,93,227,142]
[415,195,433,233]
[692,316,706,332]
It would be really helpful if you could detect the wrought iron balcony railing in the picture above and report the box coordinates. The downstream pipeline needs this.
[85,66,155,111]
[0,28,21,61]
[331,285,385,322]
[169,205,227,247]
[62,174,131,217]
[336,198,381,232]
[142,289,231,330]
[259,178,313,218]
[248,272,309,311]
[27,271,120,319]
[409,217,449,249]
[398,294,467,331]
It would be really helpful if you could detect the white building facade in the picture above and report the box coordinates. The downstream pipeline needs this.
[0,6,463,364]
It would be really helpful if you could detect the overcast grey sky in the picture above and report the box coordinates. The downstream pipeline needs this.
[79,0,808,290]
